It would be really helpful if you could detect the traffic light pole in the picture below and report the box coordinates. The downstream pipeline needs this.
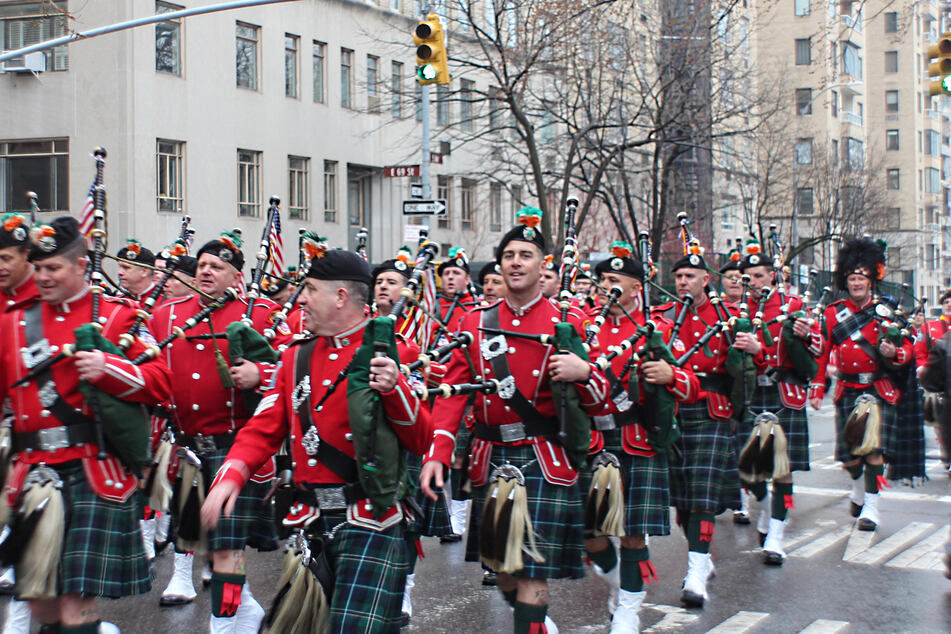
[421,84,432,230]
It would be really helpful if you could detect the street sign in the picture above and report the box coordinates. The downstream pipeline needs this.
[384,164,420,178]
[403,199,447,215]
[410,183,424,198]
[429,152,443,164]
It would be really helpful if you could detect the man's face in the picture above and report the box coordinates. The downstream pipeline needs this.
[196,254,239,298]
[117,260,153,294]
[721,271,742,300]
[34,254,87,305]
[846,273,871,303]
[271,284,293,307]
[675,268,709,301]
[164,274,193,299]
[598,272,641,314]
[745,265,773,292]
[374,271,405,314]
[299,278,343,335]
[153,259,167,283]
[575,277,592,295]
[482,273,507,303]
[942,296,951,316]
[441,267,469,294]
[499,242,543,295]
[539,269,559,298]
[0,246,32,292]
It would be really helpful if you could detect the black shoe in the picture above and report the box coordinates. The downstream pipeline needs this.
[681,589,704,608]
[758,532,767,547]
[482,570,497,586]
[763,550,785,566]
[159,594,195,607]
[400,612,411,627]
[0,582,14,596]
[733,511,751,525]
[849,501,863,518]
[440,533,463,544]
[857,517,877,531]
[154,538,171,555]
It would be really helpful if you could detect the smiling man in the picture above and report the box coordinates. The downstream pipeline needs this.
[0,213,38,313]
[115,240,157,304]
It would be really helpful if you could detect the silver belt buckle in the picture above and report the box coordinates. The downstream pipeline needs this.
[498,422,526,443]
[194,434,217,455]
[314,487,348,511]
[858,372,873,384]
[593,415,617,431]
[37,426,70,452]
[37,381,58,408]
[757,374,774,387]
[20,340,56,369]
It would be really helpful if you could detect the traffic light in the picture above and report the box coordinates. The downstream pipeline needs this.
[926,32,951,96]
[414,14,449,85]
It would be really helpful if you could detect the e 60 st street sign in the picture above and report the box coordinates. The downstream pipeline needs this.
[402,200,447,216]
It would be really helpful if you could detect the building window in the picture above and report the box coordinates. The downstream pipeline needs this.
[887,168,900,190]
[340,48,353,109]
[437,175,452,229]
[312,41,326,104]
[460,79,475,132]
[795,38,811,65]
[885,90,899,112]
[794,0,809,16]
[844,137,863,169]
[885,208,900,231]
[436,84,450,126]
[285,35,299,98]
[391,61,403,118]
[925,167,941,193]
[795,88,812,114]
[236,22,259,90]
[155,1,182,75]
[237,149,261,217]
[926,129,940,155]
[884,50,897,73]
[831,90,838,117]
[0,1,68,71]
[795,138,813,164]
[886,129,899,151]
[796,187,813,216]
[460,178,474,230]
[288,156,309,220]
[489,86,501,132]
[157,139,184,213]
[489,182,502,232]
[0,139,68,213]
[367,55,380,112]
[323,160,337,222]
[884,11,897,34]
[510,185,522,224]
[415,83,423,122]
[842,43,861,78]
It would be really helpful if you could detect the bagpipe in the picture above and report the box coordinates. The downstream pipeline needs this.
[267,231,328,339]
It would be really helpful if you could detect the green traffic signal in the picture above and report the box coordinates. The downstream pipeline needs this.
[417,64,438,81]
[943,75,951,93]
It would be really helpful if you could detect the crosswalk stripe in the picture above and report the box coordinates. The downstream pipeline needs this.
[642,602,699,632]
[842,526,875,560]
[794,485,951,506]
[789,525,851,558]
[845,522,935,565]
[705,611,770,633]
[885,529,946,568]
[782,525,826,551]
[798,619,850,633]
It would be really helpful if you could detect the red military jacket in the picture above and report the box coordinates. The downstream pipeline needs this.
[810,297,913,405]
[149,293,293,437]
[213,320,431,503]
[915,315,951,369]
[2,272,39,313]
[0,291,172,466]
[426,292,610,480]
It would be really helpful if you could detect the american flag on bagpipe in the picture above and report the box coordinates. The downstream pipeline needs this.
[77,181,96,244]
[398,247,438,348]
[268,207,284,278]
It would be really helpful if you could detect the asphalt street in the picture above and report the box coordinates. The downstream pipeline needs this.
[3,401,950,633]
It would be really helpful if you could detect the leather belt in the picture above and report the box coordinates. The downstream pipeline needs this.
[837,371,882,385]
[297,482,367,511]
[696,373,730,395]
[761,368,808,387]
[16,423,98,453]
[473,420,553,443]
[181,432,236,456]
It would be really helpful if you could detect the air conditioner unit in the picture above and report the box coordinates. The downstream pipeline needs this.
[2,51,46,74]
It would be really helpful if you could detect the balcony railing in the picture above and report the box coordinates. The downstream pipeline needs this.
[842,111,863,126]
[840,14,863,33]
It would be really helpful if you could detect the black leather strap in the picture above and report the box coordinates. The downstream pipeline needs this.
[697,373,730,395]
[15,422,99,452]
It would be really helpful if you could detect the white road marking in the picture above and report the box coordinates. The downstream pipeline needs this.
[798,619,850,633]
[842,526,875,561]
[789,525,852,558]
[884,528,946,568]
[794,485,951,505]
[642,602,699,631]
[705,611,770,633]
[782,525,826,551]
[846,522,935,565]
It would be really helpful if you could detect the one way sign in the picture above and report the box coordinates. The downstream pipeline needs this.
[402,199,447,216]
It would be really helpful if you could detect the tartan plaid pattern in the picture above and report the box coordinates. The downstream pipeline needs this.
[201,447,272,552]
[669,400,740,514]
[887,372,926,481]
[748,383,812,472]
[54,463,151,598]
[405,453,453,537]
[465,443,585,579]
[834,386,898,463]
[329,519,409,632]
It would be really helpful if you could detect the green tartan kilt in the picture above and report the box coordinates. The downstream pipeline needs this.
[834,386,898,463]
[887,373,926,481]
[405,453,453,538]
[200,447,272,552]
[669,400,740,514]
[580,429,670,537]
[465,443,585,579]
[329,517,409,632]
[42,462,151,599]
[748,383,811,472]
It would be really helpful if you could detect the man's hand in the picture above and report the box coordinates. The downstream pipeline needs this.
[809,397,822,410]
[879,340,897,359]
[201,479,240,530]
[230,360,261,390]
[74,350,107,382]
[419,460,445,501]
[792,317,811,339]
[369,356,399,392]
[732,331,761,355]
[548,352,591,383]
[642,359,674,385]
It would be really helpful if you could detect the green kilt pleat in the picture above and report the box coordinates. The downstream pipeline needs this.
[749,383,811,472]
[200,447,272,552]
[465,443,585,579]
[330,519,409,633]
[887,371,926,481]
[669,400,740,514]
[834,386,898,463]
[53,462,151,598]
[405,453,453,538]
[580,429,670,537]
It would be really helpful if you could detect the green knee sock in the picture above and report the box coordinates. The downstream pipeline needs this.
[210,571,246,618]
[748,480,769,501]
[676,508,691,534]
[771,482,793,521]
[450,467,463,496]
[687,513,715,553]
[513,601,548,634]
[587,542,618,573]
[846,463,864,480]
[620,546,652,592]
[864,463,884,493]
[61,624,100,634]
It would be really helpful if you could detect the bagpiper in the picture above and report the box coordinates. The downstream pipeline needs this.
[478,261,507,305]
[0,213,39,312]
[718,245,743,305]
[918,288,951,473]
[115,240,158,305]
[540,255,560,300]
